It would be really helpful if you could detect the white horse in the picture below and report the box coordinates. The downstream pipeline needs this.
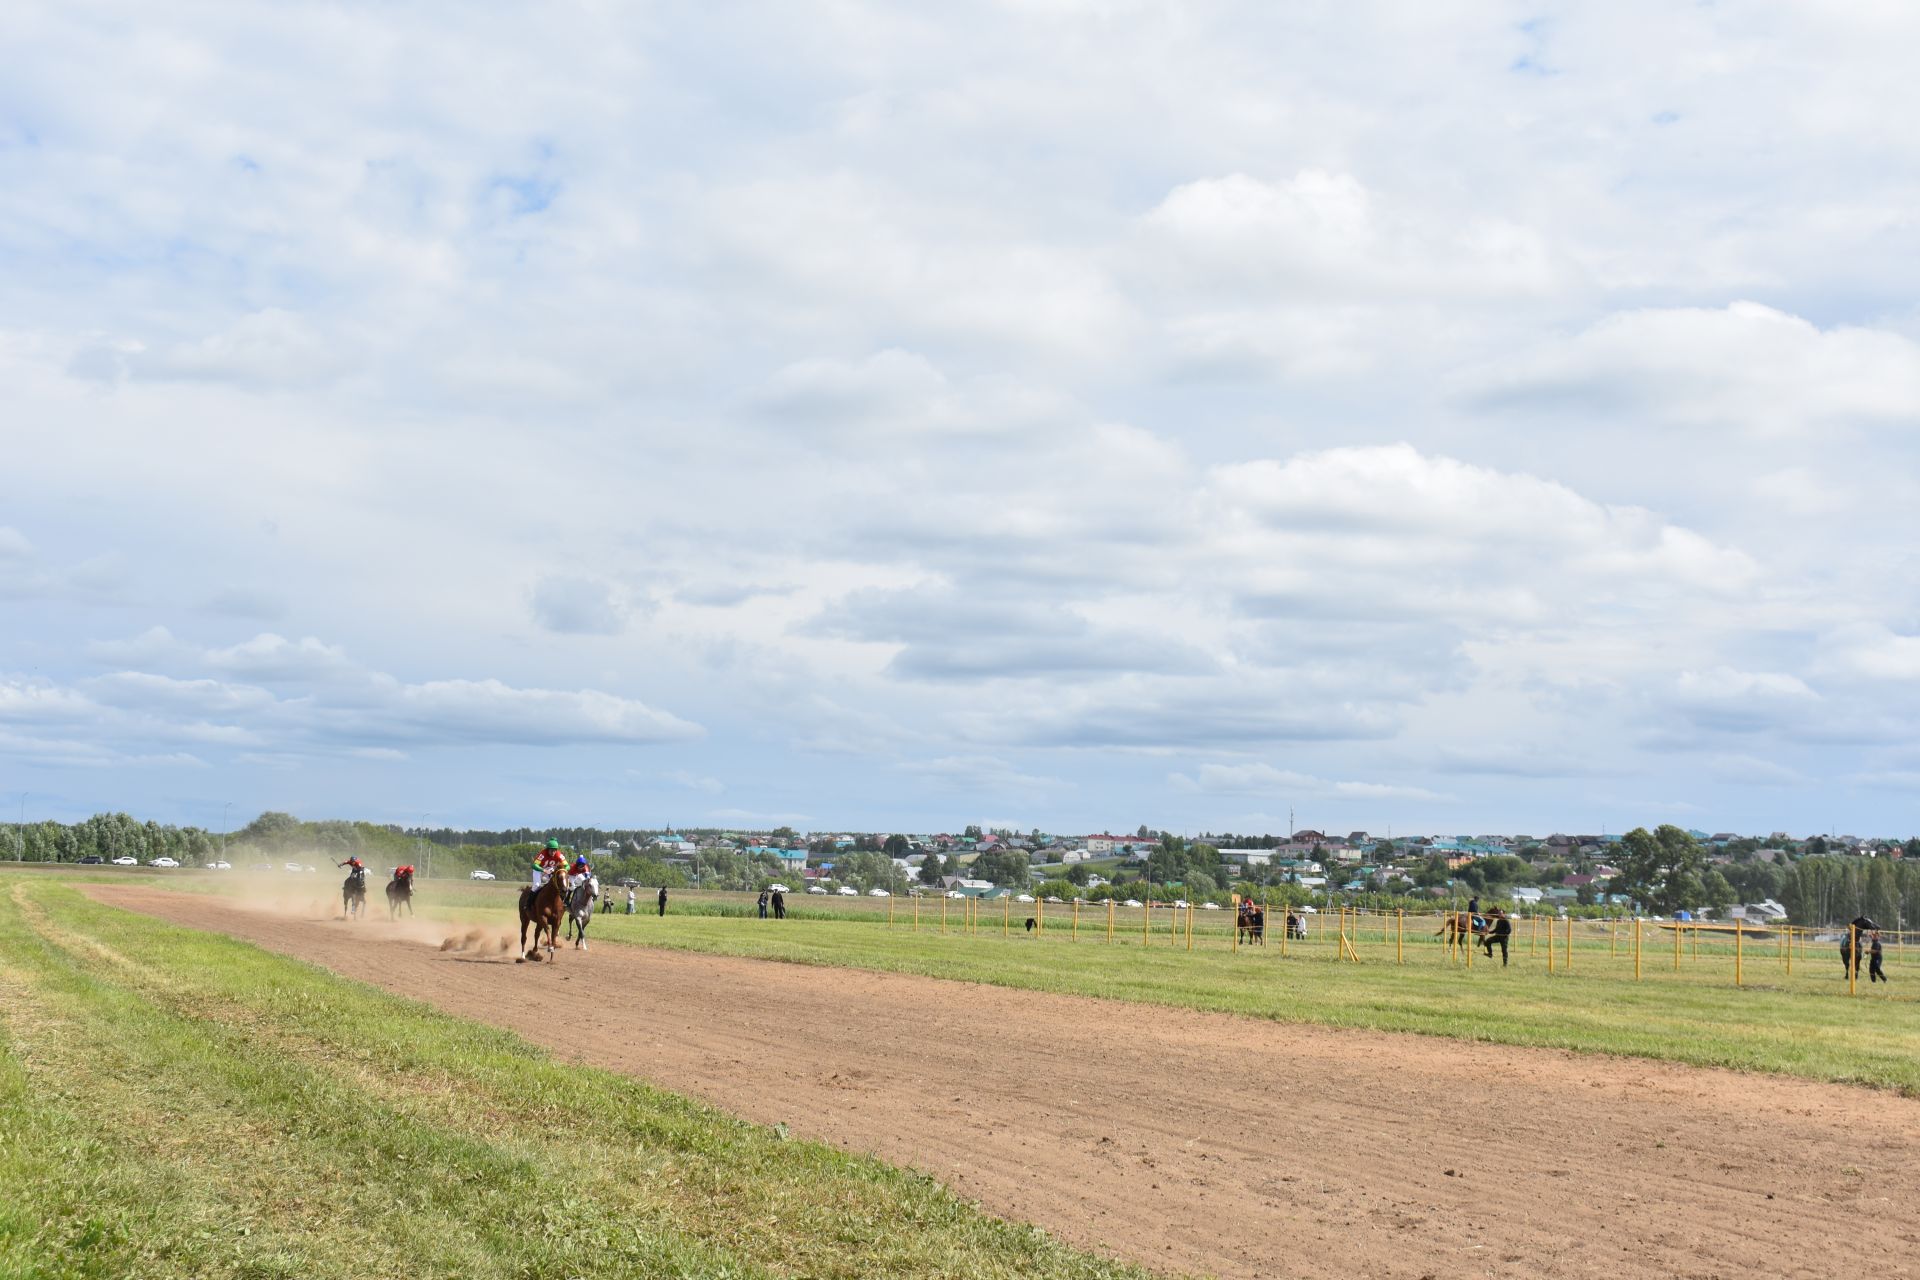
[564,875,599,949]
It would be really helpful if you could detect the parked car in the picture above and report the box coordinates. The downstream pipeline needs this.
[208,860,232,870]
[1044,895,1062,903]
[149,857,180,868]
[1123,898,1142,907]
[768,884,790,893]
[304,865,317,873]
[1015,893,1035,903]
[867,888,890,897]
[78,855,104,864]
[469,869,496,880]
[836,885,858,896]
[284,861,304,873]
[111,856,138,866]
[1201,901,1222,910]
[945,890,964,899]
[1172,898,1189,909]
[807,885,829,894]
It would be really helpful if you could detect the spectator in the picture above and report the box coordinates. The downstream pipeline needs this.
[758,889,770,919]
[657,885,668,917]
[1870,930,1888,984]
[772,888,786,919]
[625,887,635,915]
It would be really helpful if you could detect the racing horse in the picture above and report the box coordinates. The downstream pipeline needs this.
[386,866,415,920]
[1236,902,1266,945]
[341,866,369,920]
[518,871,568,962]
[563,875,599,949]
[1435,911,1488,950]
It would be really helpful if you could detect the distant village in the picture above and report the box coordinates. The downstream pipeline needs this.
[590,824,1916,925]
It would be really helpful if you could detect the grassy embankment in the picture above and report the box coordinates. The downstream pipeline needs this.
[0,878,1152,1280]
[314,874,1920,1093]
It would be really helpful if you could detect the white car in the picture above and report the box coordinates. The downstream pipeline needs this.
[304,865,317,873]
[1173,899,1189,909]
[867,888,890,897]
[1123,898,1142,907]
[769,884,790,893]
[808,885,829,894]
[284,862,304,873]
[111,856,138,866]
[945,890,965,899]
[1015,893,1035,903]
[469,869,496,880]
[208,860,232,871]
[1044,895,1063,903]
[836,885,858,896]
[1201,901,1221,911]
[149,857,179,868]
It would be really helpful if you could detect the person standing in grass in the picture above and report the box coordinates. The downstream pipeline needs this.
[626,887,635,915]
[772,888,786,919]
[658,885,668,917]
[758,888,770,919]
[1869,931,1887,984]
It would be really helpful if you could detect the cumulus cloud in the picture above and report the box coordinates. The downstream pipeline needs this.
[529,575,628,636]
[1170,761,1448,803]
[1464,302,1920,434]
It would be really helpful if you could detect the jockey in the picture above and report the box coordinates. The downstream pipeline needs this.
[569,852,591,887]
[532,839,567,888]
[337,856,366,882]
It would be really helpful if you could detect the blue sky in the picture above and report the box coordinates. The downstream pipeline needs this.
[5,2,1920,837]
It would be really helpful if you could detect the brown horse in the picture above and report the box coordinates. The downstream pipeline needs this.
[342,868,368,920]
[386,867,414,919]
[518,874,567,962]
[1435,911,1487,948]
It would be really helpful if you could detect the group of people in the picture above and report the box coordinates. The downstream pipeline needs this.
[756,888,788,919]
[1841,924,1890,984]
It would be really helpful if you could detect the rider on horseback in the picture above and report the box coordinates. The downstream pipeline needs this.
[532,839,567,889]
[338,856,366,883]
[568,852,591,888]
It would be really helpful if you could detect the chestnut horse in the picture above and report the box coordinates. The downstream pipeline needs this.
[518,873,568,961]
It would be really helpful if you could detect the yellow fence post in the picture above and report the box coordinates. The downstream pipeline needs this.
[1850,923,1859,996]
[1231,895,1240,953]
[939,893,946,934]
[1142,898,1149,947]
[1072,898,1079,942]
[913,894,920,932]
[1784,924,1792,977]
[1673,919,1681,973]
[1546,921,1553,973]
[1465,908,1474,969]
[1397,909,1404,965]
[1003,894,1009,937]
[1565,914,1572,971]
[1038,897,1045,934]
[1186,902,1194,951]
[1735,917,1743,986]
[1107,898,1114,944]
[1633,917,1642,980]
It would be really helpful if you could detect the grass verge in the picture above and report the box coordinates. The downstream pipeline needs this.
[0,878,1155,1280]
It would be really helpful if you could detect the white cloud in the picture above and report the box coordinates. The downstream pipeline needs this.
[529,576,628,636]
[1170,762,1447,803]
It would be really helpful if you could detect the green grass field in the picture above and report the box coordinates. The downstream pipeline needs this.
[0,877,1152,1280]
[281,872,1918,1095]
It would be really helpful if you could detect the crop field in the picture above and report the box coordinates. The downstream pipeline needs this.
[11,867,1920,1280]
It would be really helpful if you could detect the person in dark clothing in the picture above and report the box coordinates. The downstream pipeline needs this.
[757,889,770,919]
[771,889,786,919]
[1869,931,1887,983]
[1480,908,1513,966]
[657,885,668,917]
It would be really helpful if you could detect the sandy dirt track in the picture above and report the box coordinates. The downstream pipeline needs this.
[91,886,1920,1280]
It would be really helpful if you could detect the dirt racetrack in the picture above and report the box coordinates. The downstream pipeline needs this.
[92,886,1920,1280]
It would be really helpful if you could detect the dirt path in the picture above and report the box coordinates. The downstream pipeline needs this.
[90,886,1919,1280]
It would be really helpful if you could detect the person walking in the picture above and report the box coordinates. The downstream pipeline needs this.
[1480,908,1513,967]
[1869,930,1888,984]
[657,885,668,917]
[625,887,635,915]
[758,889,770,919]
[771,888,786,919]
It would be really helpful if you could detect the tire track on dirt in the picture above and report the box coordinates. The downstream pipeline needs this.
[92,885,1920,1280]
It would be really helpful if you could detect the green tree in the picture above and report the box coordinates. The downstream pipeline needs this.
[1613,825,1707,914]
[1064,863,1090,886]
[883,834,910,858]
